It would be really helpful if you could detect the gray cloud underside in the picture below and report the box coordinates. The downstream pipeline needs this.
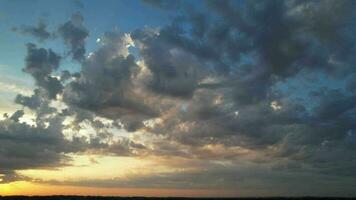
[1,0,356,193]
[58,12,89,62]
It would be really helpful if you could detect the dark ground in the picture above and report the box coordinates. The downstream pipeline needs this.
[0,197,354,200]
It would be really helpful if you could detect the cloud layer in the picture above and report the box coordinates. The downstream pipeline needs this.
[1,0,356,195]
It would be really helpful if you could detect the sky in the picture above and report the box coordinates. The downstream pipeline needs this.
[0,0,356,197]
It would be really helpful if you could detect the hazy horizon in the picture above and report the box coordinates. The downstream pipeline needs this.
[0,0,355,197]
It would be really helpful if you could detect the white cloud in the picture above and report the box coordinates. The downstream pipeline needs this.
[0,81,33,96]
[270,101,282,111]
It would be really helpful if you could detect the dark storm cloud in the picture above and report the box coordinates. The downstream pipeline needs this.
[58,12,89,62]
[12,20,52,42]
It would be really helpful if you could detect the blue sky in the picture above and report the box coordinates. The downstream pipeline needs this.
[0,0,176,79]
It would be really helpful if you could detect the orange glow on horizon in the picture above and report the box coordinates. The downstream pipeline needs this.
[0,181,240,197]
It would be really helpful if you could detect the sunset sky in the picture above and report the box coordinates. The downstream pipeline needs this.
[0,0,356,197]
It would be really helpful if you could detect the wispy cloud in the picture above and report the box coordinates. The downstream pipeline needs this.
[0,81,33,96]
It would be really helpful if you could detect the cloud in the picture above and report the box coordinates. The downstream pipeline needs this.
[58,12,89,62]
[33,157,356,196]
[0,115,72,181]
[72,0,84,9]
[24,43,63,99]
[0,81,32,96]
[0,107,147,183]
[130,0,356,179]
[12,20,52,42]
[63,31,159,131]
[9,110,24,122]
[132,28,204,98]
[61,0,356,180]
[141,0,182,10]
[4,0,356,193]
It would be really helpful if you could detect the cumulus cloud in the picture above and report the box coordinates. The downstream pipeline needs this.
[3,0,356,193]
[24,43,63,99]
[0,107,146,182]
[62,31,161,131]
[131,0,356,180]
[0,115,71,180]
[58,12,89,62]
[132,29,204,98]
